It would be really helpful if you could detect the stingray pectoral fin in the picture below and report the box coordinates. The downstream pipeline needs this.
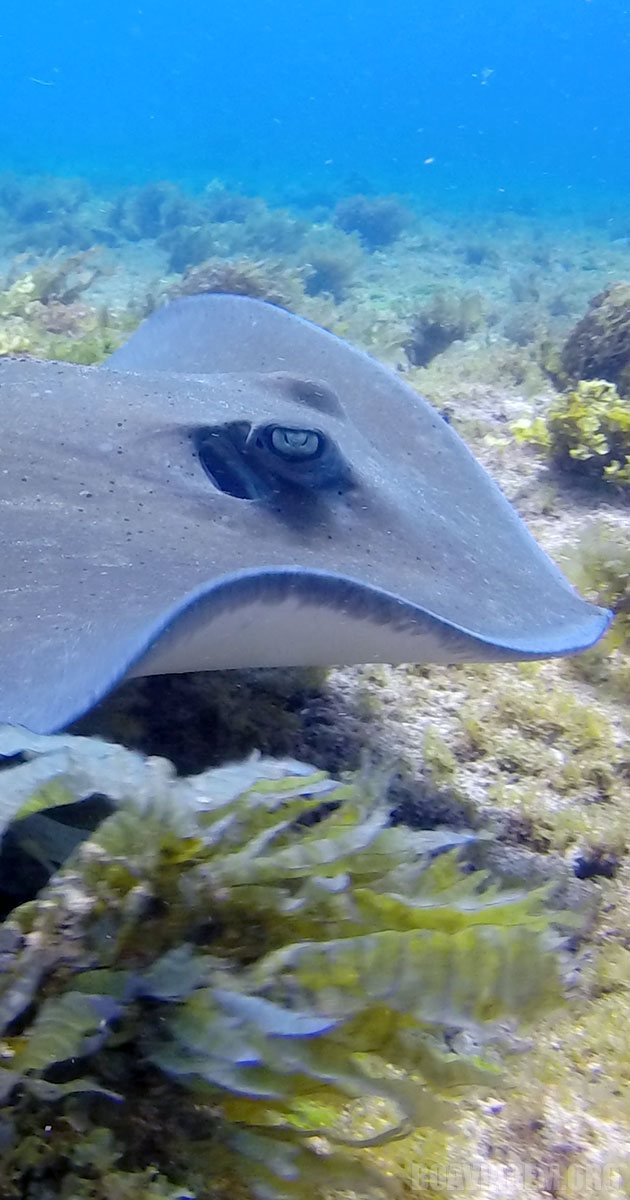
[1,568,610,738]
[127,568,612,682]
[0,303,614,738]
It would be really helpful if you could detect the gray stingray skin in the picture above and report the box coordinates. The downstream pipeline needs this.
[0,293,610,734]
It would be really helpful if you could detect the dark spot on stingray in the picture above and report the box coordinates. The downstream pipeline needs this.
[283,377,346,418]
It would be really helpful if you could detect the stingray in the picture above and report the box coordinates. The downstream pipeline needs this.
[0,293,610,735]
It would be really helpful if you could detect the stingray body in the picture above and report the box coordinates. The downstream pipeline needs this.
[0,293,610,734]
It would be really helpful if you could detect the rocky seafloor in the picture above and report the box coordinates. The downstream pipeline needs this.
[0,173,629,1200]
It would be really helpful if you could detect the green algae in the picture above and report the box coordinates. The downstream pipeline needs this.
[0,255,135,364]
[457,663,629,857]
[459,866,630,1199]
[375,654,630,1197]
[0,733,563,1200]
[512,380,630,487]
[569,524,630,655]
[559,524,630,708]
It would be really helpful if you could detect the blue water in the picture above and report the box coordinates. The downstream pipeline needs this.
[1,0,629,210]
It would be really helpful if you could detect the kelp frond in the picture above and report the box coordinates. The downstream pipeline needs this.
[0,728,562,1199]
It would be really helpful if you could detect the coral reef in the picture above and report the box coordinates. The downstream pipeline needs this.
[561,283,630,396]
[512,379,630,487]
[0,731,560,1200]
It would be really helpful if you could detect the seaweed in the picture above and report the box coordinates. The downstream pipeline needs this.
[159,225,220,274]
[569,524,630,652]
[0,255,134,364]
[0,173,90,226]
[0,174,112,254]
[169,256,306,309]
[333,194,411,250]
[0,729,562,1200]
[234,205,312,256]
[561,522,630,697]
[202,180,256,224]
[404,291,484,367]
[156,191,315,274]
[3,252,103,308]
[302,233,363,301]
[512,379,630,487]
[108,182,204,242]
[69,668,324,776]
[459,240,501,268]
[457,662,630,859]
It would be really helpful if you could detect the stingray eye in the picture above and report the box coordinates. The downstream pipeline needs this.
[268,426,322,459]
[246,420,354,492]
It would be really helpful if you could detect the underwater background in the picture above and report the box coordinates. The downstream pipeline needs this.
[1,2,630,1199]
[2,0,630,206]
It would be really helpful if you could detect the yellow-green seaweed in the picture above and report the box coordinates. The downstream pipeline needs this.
[0,732,562,1200]
[512,379,630,486]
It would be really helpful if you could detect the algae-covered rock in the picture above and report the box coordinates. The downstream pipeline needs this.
[169,255,306,309]
[561,282,630,397]
[69,668,322,774]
